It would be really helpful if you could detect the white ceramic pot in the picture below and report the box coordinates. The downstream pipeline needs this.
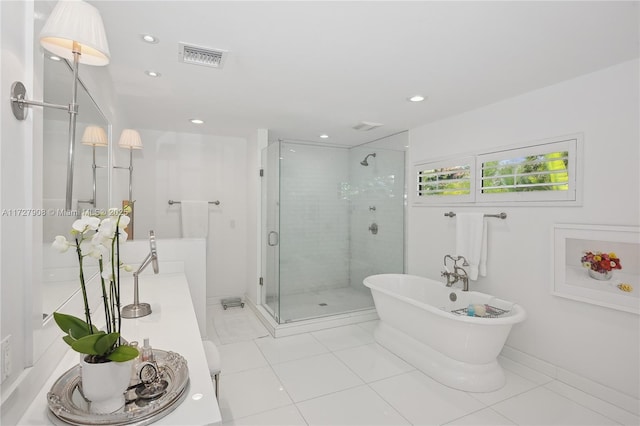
[80,357,132,414]
[588,269,612,281]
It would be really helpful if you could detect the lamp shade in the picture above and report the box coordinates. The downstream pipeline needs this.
[39,0,110,66]
[118,129,143,150]
[81,125,108,146]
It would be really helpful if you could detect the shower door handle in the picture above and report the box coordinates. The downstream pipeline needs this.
[268,231,279,246]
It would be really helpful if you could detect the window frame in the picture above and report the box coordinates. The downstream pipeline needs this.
[412,133,583,207]
[413,156,475,205]
[476,138,577,203]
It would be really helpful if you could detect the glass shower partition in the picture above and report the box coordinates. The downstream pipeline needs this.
[261,135,406,325]
[261,142,281,322]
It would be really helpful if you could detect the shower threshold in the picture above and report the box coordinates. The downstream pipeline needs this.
[249,302,378,338]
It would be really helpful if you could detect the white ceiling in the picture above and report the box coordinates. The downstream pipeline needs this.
[89,1,639,146]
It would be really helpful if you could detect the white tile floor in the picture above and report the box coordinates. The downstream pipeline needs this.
[208,305,639,426]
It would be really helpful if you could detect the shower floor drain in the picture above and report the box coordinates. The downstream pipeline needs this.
[318,303,328,306]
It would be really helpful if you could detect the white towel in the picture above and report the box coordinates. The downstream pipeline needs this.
[180,200,209,238]
[455,212,487,281]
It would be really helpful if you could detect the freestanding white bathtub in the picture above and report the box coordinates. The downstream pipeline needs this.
[364,274,526,392]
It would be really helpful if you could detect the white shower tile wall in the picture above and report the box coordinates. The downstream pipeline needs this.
[279,143,351,295]
[278,141,405,301]
[349,146,405,289]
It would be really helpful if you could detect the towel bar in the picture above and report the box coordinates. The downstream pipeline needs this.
[444,211,507,219]
[168,199,220,206]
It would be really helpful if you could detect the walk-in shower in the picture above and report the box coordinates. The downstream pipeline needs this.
[260,133,406,326]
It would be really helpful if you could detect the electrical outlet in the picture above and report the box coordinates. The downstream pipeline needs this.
[0,335,11,384]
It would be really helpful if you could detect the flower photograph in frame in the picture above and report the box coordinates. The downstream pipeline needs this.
[552,224,639,314]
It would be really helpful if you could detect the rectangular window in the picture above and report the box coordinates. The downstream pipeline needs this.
[412,135,580,206]
[480,151,569,193]
[414,157,474,204]
[477,138,577,202]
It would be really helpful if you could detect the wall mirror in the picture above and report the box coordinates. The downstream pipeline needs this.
[41,55,110,323]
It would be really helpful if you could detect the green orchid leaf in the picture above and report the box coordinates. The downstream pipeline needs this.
[70,332,106,355]
[94,333,119,355]
[53,312,99,339]
[62,335,75,347]
[107,345,139,362]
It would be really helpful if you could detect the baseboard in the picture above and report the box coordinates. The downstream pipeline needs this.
[500,345,558,378]
[500,345,639,416]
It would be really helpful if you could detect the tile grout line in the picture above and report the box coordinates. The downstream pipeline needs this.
[540,380,632,425]
[364,375,416,426]
[439,405,520,426]
[209,305,633,426]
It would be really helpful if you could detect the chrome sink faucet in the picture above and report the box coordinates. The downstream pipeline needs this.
[441,254,470,291]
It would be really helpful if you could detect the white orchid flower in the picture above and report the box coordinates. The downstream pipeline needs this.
[91,232,110,249]
[52,235,71,253]
[117,215,130,230]
[119,229,129,243]
[86,241,110,260]
[97,218,116,239]
[72,216,100,234]
[123,264,133,272]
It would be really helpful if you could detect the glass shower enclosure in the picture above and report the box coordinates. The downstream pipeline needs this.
[261,134,406,324]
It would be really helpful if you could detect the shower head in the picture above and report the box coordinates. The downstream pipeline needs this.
[360,153,376,166]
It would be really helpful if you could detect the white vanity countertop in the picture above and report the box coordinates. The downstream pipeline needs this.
[18,272,221,425]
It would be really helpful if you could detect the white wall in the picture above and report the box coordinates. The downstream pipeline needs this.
[407,60,640,404]
[1,0,34,401]
[125,129,248,304]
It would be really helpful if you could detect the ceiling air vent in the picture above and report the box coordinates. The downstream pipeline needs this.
[352,121,383,131]
[178,43,227,69]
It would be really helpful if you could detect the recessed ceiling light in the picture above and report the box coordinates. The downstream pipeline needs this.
[48,55,61,61]
[145,70,161,77]
[190,119,204,124]
[320,134,329,139]
[142,34,159,44]
[408,95,426,102]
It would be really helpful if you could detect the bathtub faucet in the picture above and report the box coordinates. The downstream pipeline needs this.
[442,255,470,291]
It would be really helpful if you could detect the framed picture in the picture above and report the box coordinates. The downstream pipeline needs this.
[552,224,639,314]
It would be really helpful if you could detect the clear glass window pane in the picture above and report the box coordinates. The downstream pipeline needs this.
[418,165,471,196]
[481,150,569,193]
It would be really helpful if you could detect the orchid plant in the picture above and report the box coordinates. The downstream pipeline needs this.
[52,206,139,363]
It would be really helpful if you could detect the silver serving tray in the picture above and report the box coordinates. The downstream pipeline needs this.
[47,350,189,426]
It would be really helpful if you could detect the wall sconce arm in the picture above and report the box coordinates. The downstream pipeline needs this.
[10,81,70,120]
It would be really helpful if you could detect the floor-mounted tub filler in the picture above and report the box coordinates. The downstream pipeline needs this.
[363,274,526,392]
